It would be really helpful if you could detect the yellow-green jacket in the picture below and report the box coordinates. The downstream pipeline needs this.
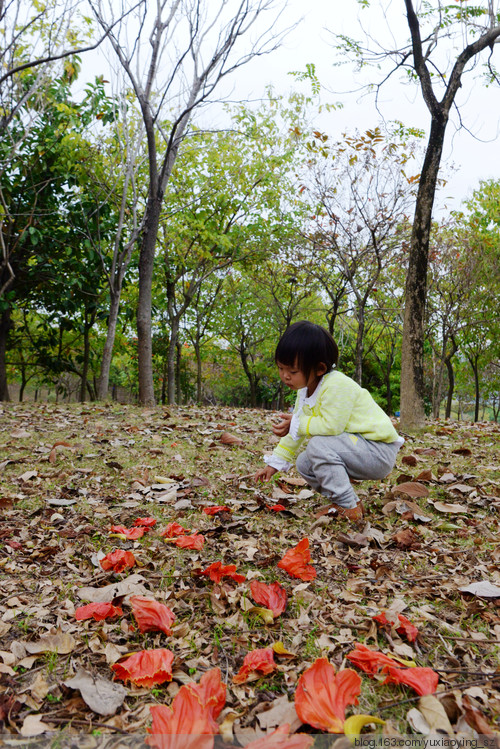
[273,370,400,465]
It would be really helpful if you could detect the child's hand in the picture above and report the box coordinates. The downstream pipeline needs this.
[272,413,292,438]
[254,465,278,483]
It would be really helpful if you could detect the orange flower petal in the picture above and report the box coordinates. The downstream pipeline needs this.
[134,517,157,527]
[202,506,231,515]
[382,666,438,695]
[112,649,174,687]
[396,614,419,642]
[168,533,205,550]
[346,643,401,676]
[201,562,245,584]
[277,538,316,581]
[130,596,176,635]
[100,549,137,572]
[162,522,190,537]
[233,647,276,684]
[146,669,226,749]
[294,658,361,733]
[243,724,314,749]
[250,581,287,618]
[109,525,146,540]
[75,602,123,621]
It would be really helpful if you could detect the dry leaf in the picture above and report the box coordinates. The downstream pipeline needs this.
[64,667,127,715]
[24,630,77,655]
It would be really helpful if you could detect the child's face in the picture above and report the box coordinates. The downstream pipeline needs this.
[277,360,324,391]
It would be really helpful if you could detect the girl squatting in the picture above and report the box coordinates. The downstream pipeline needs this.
[254,321,403,521]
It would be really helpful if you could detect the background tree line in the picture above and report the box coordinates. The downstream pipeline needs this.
[1,0,499,424]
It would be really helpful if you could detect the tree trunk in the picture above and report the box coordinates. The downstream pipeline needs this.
[137,195,162,406]
[194,341,202,403]
[400,115,447,431]
[444,356,455,419]
[97,289,121,400]
[167,317,180,405]
[80,319,91,403]
[176,339,182,404]
[161,345,168,405]
[385,359,393,416]
[354,308,365,385]
[0,309,12,401]
[469,355,480,422]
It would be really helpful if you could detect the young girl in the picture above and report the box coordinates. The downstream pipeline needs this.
[254,321,403,521]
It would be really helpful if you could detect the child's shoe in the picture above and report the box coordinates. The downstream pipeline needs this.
[316,501,364,522]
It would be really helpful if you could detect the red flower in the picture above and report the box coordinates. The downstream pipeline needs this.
[294,658,361,733]
[233,647,276,684]
[268,504,286,512]
[395,614,419,642]
[167,533,205,550]
[201,562,245,584]
[100,549,136,573]
[75,602,123,621]
[382,666,438,695]
[346,643,402,676]
[130,596,176,635]
[372,611,419,642]
[161,522,190,537]
[250,581,287,618]
[109,525,146,540]
[112,649,174,687]
[202,506,231,515]
[243,724,314,749]
[277,539,316,581]
[146,668,226,749]
[134,517,157,528]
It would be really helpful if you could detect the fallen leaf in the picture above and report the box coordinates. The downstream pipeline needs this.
[220,431,244,446]
[24,630,77,655]
[432,501,468,513]
[20,715,55,736]
[417,694,453,734]
[78,574,148,602]
[393,482,429,498]
[459,581,500,598]
[64,667,127,715]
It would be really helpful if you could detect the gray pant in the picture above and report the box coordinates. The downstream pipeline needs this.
[295,433,400,508]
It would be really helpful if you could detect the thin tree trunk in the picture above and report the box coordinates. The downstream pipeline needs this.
[80,317,91,403]
[444,357,455,419]
[167,318,180,405]
[175,339,182,404]
[194,341,202,403]
[400,116,447,431]
[97,290,121,400]
[137,196,162,406]
[354,308,365,385]
[0,309,12,401]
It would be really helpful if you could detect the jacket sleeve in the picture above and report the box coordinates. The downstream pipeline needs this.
[298,378,357,437]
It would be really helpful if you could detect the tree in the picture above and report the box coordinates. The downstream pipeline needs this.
[301,127,416,385]
[335,1,500,430]
[89,0,290,405]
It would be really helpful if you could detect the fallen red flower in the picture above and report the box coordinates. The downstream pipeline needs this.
[294,658,361,733]
[268,504,286,512]
[346,643,402,676]
[202,506,231,515]
[243,724,314,749]
[201,561,245,584]
[250,580,287,618]
[277,538,316,581]
[130,596,176,635]
[167,533,205,550]
[100,549,137,573]
[75,602,123,621]
[112,648,174,687]
[395,614,419,642]
[146,668,226,749]
[382,665,438,695]
[134,517,157,528]
[161,522,190,537]
[233,647,276,684]
[372,611,419,642]
[109,525,146,540]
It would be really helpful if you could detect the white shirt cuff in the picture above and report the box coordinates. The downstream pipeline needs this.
[264,454,292,472]
[289,413,300,440]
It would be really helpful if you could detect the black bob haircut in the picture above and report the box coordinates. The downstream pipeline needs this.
[275,321,339,381]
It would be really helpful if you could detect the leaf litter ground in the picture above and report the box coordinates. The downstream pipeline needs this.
[0,402,499,744]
